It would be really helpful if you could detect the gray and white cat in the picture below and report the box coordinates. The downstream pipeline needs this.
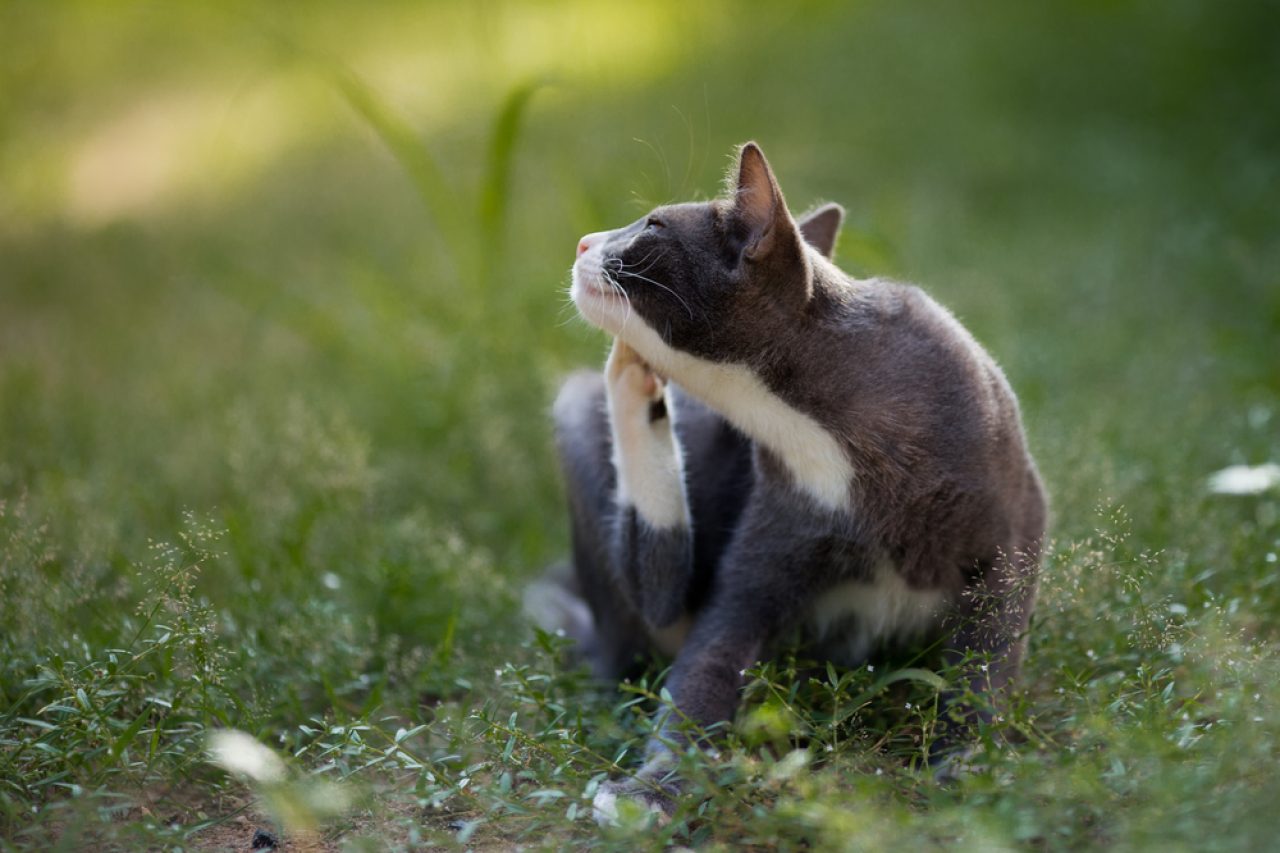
[535,142,1046,820]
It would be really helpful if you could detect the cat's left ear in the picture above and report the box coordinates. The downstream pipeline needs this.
[797,203,845,259]
[731,142,802,263]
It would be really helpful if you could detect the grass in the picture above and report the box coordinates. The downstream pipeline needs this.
[1,0,1278,849]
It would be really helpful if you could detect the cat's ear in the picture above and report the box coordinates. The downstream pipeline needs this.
[797,203,845,259]
[731,142,800,262]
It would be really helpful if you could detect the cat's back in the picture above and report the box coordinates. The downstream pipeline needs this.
[820,272,1028,448]
[806,268,1044,539]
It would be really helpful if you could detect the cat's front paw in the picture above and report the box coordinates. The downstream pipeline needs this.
[591,772,681,827]
[929,742,983,783]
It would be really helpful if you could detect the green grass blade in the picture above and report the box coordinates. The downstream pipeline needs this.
[108,709,151,765]
[835,667,948,723]
[478,79,544,256]
[327,65,469,279]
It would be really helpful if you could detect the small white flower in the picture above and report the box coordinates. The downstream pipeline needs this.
[866,665,874,673]
[905,702,912,710]
[979,664,989,673]
[208,730,285,783]
[1207,463,1280,495]
[322,572,341,590]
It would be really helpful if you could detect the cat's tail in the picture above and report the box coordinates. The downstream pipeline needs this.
[522,561,598,657]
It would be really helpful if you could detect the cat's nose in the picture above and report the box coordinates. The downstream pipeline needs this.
[577,231,604,257]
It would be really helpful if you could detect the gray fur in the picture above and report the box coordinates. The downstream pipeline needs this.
[544,142,1047,811]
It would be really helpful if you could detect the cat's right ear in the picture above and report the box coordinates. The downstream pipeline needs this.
[731,142,799,263]
[797,203,845,259]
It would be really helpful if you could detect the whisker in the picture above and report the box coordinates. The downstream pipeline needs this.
[616,247,661,273]
[615,246,670,281]
[626,255,666,279]
[602,250,699,324]
[554,291,581,328]
[599,265,634,331]
[615,268,696,321]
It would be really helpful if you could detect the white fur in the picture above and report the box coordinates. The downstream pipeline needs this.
[606,386,690,529]
[592,787,668,827]
[578,237,691,528]
[810,559,949,665]
[591,789,620,826]
[572,251,854,512]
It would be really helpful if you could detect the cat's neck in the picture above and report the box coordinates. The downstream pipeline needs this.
[673,358,854,511]
[741,256,874,401]
[625,261,862,511]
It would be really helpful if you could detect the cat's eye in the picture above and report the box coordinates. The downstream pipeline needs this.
[645,217,666,230]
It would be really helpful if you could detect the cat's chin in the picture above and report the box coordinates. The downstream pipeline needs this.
[571,271,628,337]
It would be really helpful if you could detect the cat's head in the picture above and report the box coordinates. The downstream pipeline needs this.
[571,142,843,369]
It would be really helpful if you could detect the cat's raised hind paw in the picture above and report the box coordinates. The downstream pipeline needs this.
[606,339,665,418]
[603,338,689,529]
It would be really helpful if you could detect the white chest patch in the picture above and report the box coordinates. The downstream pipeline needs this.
[571,260,853,511]
[809,561,949,666]
[658,351,852,511]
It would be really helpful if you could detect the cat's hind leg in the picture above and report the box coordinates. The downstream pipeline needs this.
[548,370,649,680]
[602,341,695,633]
[931,535,1043,776]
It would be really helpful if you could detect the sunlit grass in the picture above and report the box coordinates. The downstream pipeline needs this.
[1,0,722,226]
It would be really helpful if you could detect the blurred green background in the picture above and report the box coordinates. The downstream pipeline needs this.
[2,0,1278,848]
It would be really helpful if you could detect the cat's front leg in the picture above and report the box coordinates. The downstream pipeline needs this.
[592,597,773,826]
[594,491,817,824]
[604,339,693,631]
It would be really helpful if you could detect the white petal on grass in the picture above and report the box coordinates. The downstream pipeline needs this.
[208,729,286,783]
[1207,463,1280,495]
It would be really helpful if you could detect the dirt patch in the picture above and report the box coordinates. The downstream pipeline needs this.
[188,814,335,852]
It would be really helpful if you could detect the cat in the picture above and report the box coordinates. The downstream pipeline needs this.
[534,142,1047,821]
